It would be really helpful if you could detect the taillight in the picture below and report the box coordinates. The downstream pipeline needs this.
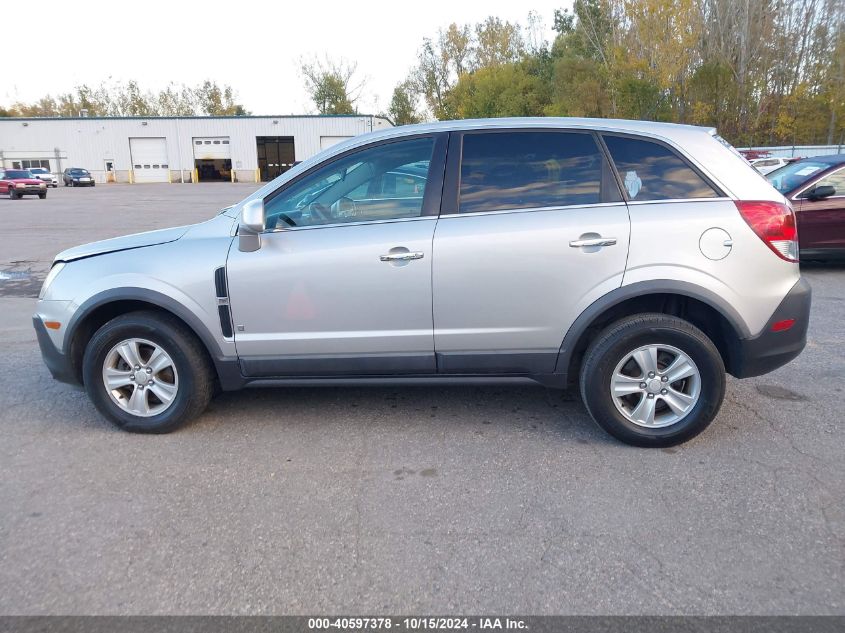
[735,201,799,262]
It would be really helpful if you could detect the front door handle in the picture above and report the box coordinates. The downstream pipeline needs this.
[380,251,424,262]
[569,237,617,248]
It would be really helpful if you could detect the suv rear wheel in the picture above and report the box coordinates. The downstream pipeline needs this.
[579,313,726,447]
[82,311,214,433]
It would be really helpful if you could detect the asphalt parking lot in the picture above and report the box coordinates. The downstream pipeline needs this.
[0,184,843,615]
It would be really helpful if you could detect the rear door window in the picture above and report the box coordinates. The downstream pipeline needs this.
[458,131,621,214]
[602,135,720,201]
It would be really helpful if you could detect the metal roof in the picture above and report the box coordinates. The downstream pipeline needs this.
[344,117,717,147]
[794,153,845,164]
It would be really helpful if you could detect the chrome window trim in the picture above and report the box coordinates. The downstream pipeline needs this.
[625,197,733,206]
[262,214,437,234]
[438,201,628,220]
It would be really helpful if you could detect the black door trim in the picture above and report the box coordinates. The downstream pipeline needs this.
[240,353,436,377]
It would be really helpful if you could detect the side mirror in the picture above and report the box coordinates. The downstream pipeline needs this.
[238,198,266,252]
[806,184,835,201]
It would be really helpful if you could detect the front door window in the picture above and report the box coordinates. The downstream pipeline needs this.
[263,137,435,229]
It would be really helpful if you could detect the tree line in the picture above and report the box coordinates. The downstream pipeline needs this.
[310,1,845,147]
[0,79,249,117]
[3,1,843,147]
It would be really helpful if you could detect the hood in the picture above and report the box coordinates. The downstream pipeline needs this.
[55,225,191,263]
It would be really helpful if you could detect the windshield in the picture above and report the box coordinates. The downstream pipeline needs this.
[766,161,829,193]
[4,170,32,179]
[29,168,48,174]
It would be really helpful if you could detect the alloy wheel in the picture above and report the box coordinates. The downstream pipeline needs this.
[101,338,179,417]
[610,344,701,428]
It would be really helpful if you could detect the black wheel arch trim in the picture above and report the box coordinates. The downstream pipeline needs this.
[64,287,245,389]
[553,279,751,379]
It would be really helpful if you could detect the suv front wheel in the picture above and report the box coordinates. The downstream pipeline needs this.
[579,313,726,447]
[82,311,214,433]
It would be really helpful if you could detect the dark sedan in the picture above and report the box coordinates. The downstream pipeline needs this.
[63,168,95,187]
[766,154,845,260]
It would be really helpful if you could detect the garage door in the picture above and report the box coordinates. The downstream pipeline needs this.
[129,138,169,183]
[193,137,231,160]
[320,136,353,151]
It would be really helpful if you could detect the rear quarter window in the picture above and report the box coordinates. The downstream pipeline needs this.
[603,135,720,201]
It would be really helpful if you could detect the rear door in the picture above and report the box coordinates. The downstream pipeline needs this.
[793,166,845,255]
[432,129,630,375]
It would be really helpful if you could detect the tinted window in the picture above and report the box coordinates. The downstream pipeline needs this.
[264,137,435,229]
[459,131,615,213]
[5,170,31,179]
[603,135,719,201]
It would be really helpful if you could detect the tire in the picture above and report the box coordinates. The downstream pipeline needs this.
[64,180,69,187]
[39,193,46,199]
[82,311,214,433]
[9,188,17,199]
[579,313,726,447]
[71,180,76,187]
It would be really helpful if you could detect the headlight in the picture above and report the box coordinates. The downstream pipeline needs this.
[40,183,46,188]
[15,183,26,188]
[39,262,66,299]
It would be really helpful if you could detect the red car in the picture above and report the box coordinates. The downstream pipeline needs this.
[766,154,845,260]
[0,168,48,199]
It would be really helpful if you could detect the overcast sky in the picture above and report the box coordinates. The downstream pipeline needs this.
[4,0,568,115]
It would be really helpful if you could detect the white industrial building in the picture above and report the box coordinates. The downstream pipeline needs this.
[0,114,392,184]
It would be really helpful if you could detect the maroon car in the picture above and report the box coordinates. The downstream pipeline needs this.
[0,168,48,199]
[766,154,845,260]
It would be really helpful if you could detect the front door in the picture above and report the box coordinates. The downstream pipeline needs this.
[226,134,447,377]
[794,166,845,256]
[432,129,631,374]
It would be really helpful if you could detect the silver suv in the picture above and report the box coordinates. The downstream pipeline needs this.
[34,118,810,447]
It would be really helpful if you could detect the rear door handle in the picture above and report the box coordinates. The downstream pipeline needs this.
[569,237,617,248]
[380,251,424,262]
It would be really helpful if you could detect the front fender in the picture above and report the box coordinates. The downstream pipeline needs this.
[65,284,230,360]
